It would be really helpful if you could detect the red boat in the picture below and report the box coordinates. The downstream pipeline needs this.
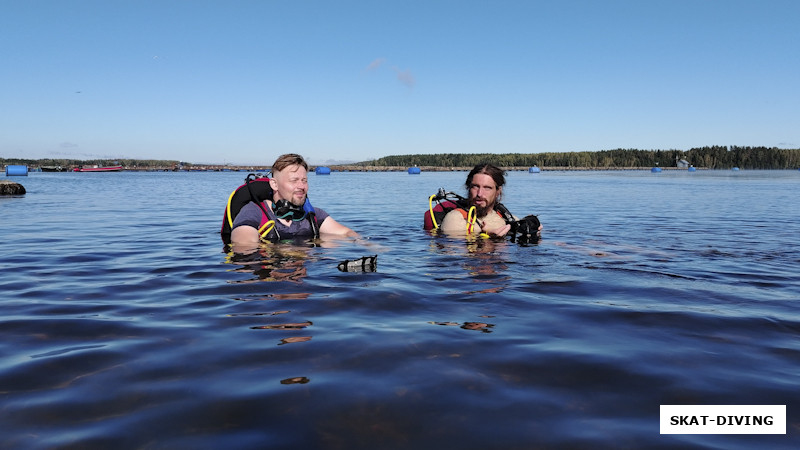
[72,165,123,172]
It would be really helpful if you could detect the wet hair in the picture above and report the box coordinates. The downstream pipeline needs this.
[465,163,506,196]
[271,154,309,173]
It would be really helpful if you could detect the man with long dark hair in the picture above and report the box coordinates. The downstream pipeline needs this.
[440,163,540,238]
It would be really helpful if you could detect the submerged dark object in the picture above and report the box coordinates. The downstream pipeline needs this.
[0,180,26,195]
[337,255,378,272]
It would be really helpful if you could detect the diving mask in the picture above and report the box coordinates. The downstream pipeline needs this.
[272,199,308,221]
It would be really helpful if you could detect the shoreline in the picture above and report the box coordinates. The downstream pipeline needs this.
[111,165,707,172]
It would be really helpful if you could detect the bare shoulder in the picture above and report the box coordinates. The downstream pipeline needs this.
[440,209,467,232]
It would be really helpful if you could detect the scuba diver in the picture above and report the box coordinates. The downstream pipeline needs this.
[425,163,542,243]
[224,153,358,247]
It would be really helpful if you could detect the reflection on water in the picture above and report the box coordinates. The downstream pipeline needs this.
[225,242,314,283]
[251,321,313,330]
[426,236,515,295]
[279,336,312,345]
[223,243,325,349]
[281,376,310,385]
[429,320,496,333]
[232,292,313,301]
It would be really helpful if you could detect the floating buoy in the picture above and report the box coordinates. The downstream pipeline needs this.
[408,167,421,174]
[5,165,28,176]
[528,166,541,173]
[732,167,740,171]
[315,166,331,175]
[651,167,662,173]
[688,166,697,172]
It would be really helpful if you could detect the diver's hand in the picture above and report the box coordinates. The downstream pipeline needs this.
[484,223,511,238]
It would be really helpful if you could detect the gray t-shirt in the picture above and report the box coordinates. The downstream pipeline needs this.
[232,201,329,240]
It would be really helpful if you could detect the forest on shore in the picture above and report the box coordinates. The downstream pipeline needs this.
[361,146,800,170]
[3,146,799,170]
[0,158,181,170]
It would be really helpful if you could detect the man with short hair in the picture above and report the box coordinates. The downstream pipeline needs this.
[440,163,541,238]
[230,153,357,244]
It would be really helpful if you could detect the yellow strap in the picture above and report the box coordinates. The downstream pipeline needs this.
[466,206,477,234]
[428,194,439,229]
[258,220,275,239]
[225,189,238,228]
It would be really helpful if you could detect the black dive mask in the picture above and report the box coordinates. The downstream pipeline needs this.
[273,199,307,221]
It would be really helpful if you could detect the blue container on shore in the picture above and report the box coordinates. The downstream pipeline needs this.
[6,165,28,176]
[315,166,331,175]
[408,167,421,174]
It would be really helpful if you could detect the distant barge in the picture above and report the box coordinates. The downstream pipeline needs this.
[72,165,123,172]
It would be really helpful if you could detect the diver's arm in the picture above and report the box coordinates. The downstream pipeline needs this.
[230,225,260,244]
[319,216,359,238]
[229,203,265,245]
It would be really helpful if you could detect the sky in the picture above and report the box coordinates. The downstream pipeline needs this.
[2,0,798,165]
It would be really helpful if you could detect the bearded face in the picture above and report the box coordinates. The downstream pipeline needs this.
[467,173,500,218]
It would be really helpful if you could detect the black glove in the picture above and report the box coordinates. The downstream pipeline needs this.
[509,215,541,244]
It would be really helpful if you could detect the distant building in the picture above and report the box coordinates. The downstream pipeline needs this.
[676,158,690,169]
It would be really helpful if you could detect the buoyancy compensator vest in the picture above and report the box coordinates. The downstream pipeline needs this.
[423,187,540,244]
[221,173,319,244]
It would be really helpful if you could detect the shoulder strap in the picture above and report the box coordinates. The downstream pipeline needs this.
[494,202,515,224]
[306,212,319,238]
[303,198,319,238]
[260,198,319,242]
[257,201,279,241]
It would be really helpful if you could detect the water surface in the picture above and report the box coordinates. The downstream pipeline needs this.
[1,169,798,449]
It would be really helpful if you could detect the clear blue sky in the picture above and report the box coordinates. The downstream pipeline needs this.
[2,0,798,165]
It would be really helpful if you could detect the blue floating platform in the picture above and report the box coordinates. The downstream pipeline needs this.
[5,165,28,176]
[315,166,331,175]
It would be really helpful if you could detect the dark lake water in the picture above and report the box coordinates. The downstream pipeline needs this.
[1,169,799,449]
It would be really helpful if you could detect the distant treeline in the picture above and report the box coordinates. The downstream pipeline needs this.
[5,146,800,170]
[0,158,182,168]
[360,146,800,170]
